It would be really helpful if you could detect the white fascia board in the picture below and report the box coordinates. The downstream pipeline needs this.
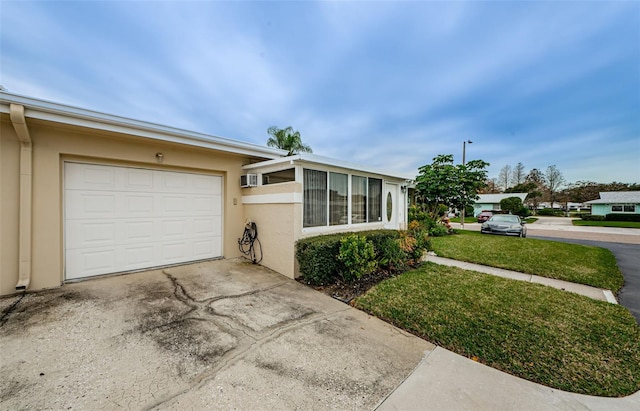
[0,91,286,159]
[243,153,414,181]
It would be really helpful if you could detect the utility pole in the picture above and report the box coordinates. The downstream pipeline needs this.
[461,140,473,228]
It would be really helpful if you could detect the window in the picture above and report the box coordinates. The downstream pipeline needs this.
[303,169,327,227]
[263,168,295,185]
[368,178,382,222]
[329,172,348,225]
[352,176,367,223]
[624,205,635,213]
[304,169,386,228]
[612,205,623,212]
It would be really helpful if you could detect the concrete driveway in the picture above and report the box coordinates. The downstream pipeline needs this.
[0,259,432,410]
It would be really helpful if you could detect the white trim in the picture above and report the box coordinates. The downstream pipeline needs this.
[242,193,303,204]
[243,153,413,181]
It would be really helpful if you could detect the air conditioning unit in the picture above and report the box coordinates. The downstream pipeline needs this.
[240,173,258,188]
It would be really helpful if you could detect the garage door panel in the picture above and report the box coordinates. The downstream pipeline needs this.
[161,219,190,239]
[159,172,189,193]
[65,192,117,219]
[65,164,116,190]
[65,163,223,280]
[193,174,222,193]
[66,248,118,280]
[124,246,155,266]
[66,221,117,248]
[124,194,155,215]
[194,238,219,257]
[124,220,155,242]
[122,168,154,191]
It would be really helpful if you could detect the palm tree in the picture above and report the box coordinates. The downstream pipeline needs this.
[266,126,312,156]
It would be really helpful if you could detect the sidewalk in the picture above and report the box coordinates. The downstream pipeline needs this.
[377,347,640,411]
[423,254,618,304]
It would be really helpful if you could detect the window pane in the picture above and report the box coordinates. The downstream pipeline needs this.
[624,205,635,212]
[612,205,623,212]
[303,169,327,227]
[368,178,382,222]
[352,176,367,224]
[263,168,295,185]
[329,172,348,225]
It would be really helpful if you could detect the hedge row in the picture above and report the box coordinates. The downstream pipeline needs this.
[296,229,426,286]
[606,213,640,222]
[580,214,605,221]
[537,208,565,216]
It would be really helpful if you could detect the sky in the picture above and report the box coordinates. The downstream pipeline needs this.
[1,0,639,185]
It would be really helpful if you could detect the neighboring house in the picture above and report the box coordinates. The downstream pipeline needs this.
[0,91,410,296]
[585,191,640,216]
[472,193,528,216]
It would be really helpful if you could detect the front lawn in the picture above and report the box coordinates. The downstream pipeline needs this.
[430,231,623,292]
[354,263,640,397]
[573,220,640,229]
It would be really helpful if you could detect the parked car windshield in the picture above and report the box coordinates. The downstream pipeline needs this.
[490,215,521,224]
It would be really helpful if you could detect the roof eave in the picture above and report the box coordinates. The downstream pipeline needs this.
[0,91,287,160]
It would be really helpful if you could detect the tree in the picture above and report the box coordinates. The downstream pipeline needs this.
[480,178,500,194]
[266,126,312,156]
[524,169,546,212]
[545,165,565,207]
[500,196,524,215]
[498,165,512,191]
[511,162,526,187]
[414,154,489,220]
[563,181,601,204]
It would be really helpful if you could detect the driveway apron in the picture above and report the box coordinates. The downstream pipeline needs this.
[0,259,433,410]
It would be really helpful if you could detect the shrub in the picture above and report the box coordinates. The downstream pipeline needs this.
[581,214,605,221]
[337,234,377,282]
[428,224,449,237]
[537,208,564,216]
[500,197,523,214]
[606,213,640,222]
[377,236,407,272]
[296,234,344,285]
[296,229,428,286]
[514,206,531,217]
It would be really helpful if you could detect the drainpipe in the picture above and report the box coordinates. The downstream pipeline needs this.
[9,104,32,290]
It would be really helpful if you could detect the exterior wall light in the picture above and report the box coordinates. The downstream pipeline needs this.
[156,152,164,163]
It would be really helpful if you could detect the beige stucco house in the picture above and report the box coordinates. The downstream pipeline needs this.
[1,91,410,296]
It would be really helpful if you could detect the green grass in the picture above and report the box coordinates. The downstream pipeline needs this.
[572,220,640,229]
[448,216,476,223]
[354,263,640,397]
[430,231,623,292]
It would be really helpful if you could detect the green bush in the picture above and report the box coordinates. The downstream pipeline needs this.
[428,224,449,237]
[581,214,605,221]
[296,229,428,285]
[377,236,407,272]
[500,197,523,214]
[537,208,564,216]
[514,206,531,217]
[606,213,640,222]
[337,234,377,282]
[296,234,344,285]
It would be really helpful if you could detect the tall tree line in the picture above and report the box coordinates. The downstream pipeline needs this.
[489,162,638,208]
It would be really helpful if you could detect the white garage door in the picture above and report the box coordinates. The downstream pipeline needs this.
[64,162,222,280]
